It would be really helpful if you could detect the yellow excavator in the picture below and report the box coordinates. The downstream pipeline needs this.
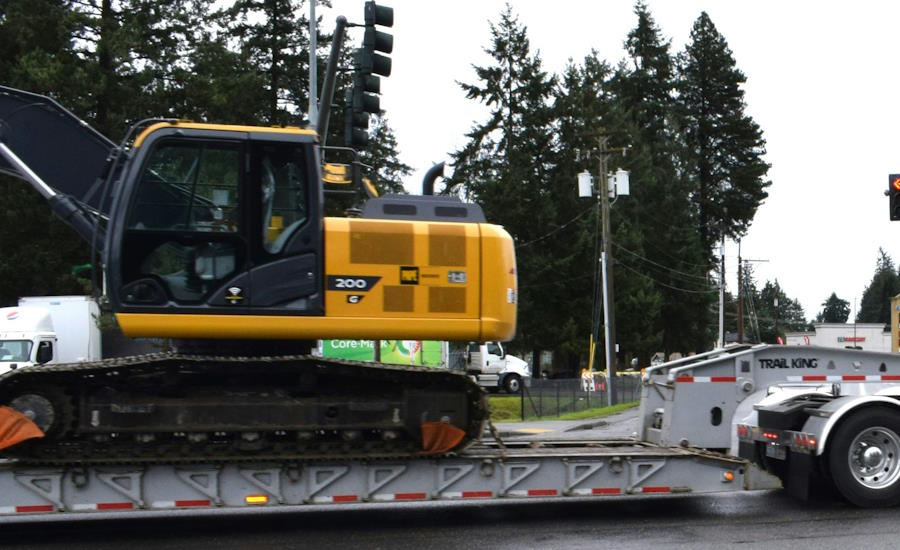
[0,6,516,464]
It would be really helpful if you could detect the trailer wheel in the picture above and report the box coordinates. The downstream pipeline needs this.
[828,406,900,507]
[503,374,522,394]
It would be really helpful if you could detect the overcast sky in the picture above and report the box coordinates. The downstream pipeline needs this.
[318,0,900,324]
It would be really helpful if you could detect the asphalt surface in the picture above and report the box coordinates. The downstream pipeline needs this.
[492,405,641,440]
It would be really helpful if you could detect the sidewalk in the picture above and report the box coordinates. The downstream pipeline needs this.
[491,406,640,440]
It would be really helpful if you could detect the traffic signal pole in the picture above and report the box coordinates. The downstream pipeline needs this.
[315,16,348,142]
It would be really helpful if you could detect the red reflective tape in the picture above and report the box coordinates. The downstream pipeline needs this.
[843,375,866,381]
[332,495,358,503]
[175,499,210,508]
[641,486,670,493]
[97,502,134,511]
[883,375,900,381]
[16,505,54,513]
[462,491,493,499]
[710,376,736,382]
[675,376,694,383]
[527,489,558,497]
[592,487,621,495]
[394,493,427,501]
[802,375,827,381]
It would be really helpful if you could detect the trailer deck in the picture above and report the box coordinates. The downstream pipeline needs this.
[0,436,780,516]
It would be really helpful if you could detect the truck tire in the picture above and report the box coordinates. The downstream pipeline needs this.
[828,406,900,507]
[503,374,522,394]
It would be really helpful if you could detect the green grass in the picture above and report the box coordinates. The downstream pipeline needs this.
[488,395,639,422]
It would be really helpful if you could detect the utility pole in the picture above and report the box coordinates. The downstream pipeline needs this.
[718,235,725,349]
[737,242,743,344]
[578,135,628,407]
[598,136,618,406]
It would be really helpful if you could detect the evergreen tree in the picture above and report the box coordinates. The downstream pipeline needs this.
[614,2,711,356]
[222,0,311,126]
[0,0,92,306]
[857,248,900,324]
[448,5,559,362]
[360,115,412,195]
[676,12,770,259]
[756,280,807,343]
[549,53,627,373]
[817,292,851,323]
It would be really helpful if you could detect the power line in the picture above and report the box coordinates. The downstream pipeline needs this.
[613,243,711,282]
[517,205,594,248]
[615,260,719,295]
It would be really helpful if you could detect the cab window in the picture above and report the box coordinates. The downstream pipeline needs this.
[122,140,242,304]
[260,143,308,254]
[129,141,240,232]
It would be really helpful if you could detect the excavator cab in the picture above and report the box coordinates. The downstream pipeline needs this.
[0,86,516,344]
[107,123,323,318]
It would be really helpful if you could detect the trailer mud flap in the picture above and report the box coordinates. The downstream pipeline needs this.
[0,406,44,451]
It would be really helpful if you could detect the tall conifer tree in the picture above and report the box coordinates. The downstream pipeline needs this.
[677,12,770,258]
[449,5,558,358]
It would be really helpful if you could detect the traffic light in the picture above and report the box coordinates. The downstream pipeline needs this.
[361,0,393,77]
[344,1,393,148]
[890,174,900,221]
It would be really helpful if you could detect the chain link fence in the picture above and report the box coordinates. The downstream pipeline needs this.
[518,375,641,420]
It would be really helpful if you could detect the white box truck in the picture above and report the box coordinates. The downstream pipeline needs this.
[0,296,100,373]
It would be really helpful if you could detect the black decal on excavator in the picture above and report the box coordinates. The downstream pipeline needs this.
[327,276,381,291]
[400,266,419,285]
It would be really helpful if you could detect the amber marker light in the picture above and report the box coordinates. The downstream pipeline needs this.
[245,494,269,505]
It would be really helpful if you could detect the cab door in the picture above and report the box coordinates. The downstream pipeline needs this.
[109,127,323,316]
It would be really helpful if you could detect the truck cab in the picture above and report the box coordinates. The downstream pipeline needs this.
[465,341,530,393]
[0,307,58,373]
[0,296,101,375]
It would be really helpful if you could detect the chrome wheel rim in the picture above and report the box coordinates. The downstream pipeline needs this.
[848,426,900,489]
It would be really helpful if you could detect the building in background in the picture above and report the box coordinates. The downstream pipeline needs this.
[786,323,891,352]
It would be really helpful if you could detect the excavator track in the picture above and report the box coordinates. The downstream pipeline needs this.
[0,354,487,465]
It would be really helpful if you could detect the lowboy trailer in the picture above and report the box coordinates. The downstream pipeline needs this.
[8,342,900,516]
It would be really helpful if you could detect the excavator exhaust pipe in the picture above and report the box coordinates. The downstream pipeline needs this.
[422,162,445,196]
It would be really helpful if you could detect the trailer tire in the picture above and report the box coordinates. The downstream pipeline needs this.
[828,406,900,508]
[503,374,522,394]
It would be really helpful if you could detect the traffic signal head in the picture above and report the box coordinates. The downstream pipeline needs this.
[345,2,393,149]
[365,1,393,28]
[358,1,393,77]
[344,90,369,148]
[890,174,900,221]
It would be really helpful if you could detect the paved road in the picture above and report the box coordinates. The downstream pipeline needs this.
[1,489,892,550]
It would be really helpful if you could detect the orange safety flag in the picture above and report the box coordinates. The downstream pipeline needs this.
[419,421,466,456]
[0,406,44,451]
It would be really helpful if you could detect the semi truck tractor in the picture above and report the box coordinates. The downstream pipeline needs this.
[464,341,531,393]
[0,296,100,374]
